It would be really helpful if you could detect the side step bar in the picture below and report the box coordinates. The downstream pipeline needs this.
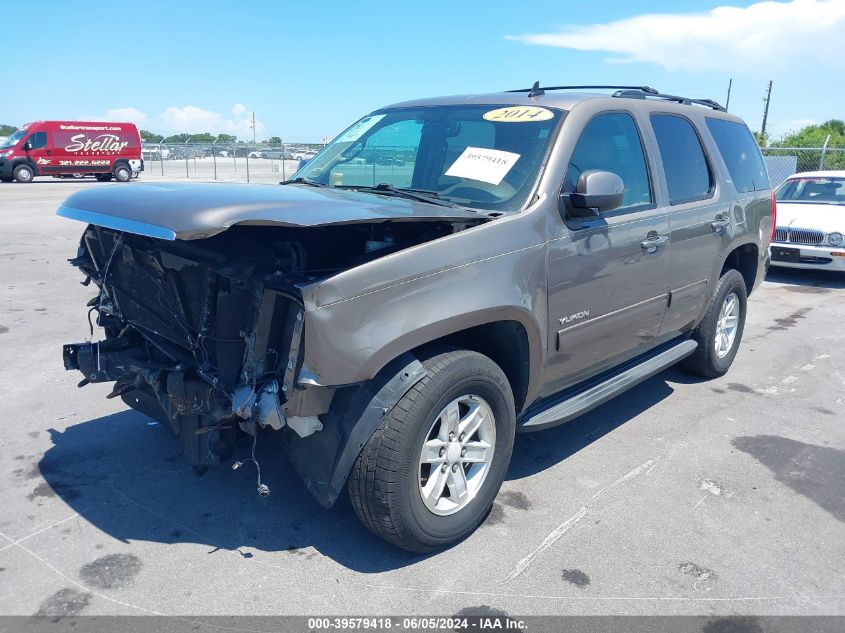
[519,339,698,431]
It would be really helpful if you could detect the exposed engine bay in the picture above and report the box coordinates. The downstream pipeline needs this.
[63,219,465,480]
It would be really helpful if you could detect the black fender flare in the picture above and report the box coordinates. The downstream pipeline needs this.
[284,352,426,508]
[12,157,37,175]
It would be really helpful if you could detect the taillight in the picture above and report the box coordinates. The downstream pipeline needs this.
[770,191,777,241]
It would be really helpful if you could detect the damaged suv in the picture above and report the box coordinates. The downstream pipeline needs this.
[60,85,773,552]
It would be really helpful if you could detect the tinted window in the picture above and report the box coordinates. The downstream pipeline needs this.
[776,176,845,204]
[651,114,712,204]
[565,112,652,209]
[706,118,770,193]
[27,131,47,149]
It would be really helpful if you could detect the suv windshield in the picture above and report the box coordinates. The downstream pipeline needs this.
[0,129,26,149]
[776,176,845,205]
[292,105,563,212]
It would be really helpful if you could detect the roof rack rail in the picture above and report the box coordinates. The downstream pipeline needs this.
[506,82,726,112]
[612,88,726,112]
[507,83,658,97]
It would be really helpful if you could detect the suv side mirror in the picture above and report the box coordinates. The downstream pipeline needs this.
[562,170,625,218]
[22,141,32,152]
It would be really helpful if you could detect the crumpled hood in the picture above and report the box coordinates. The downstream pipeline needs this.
[776,202,845,234]
[56,182,485,240]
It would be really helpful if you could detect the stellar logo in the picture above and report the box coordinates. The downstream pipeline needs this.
[65,133,129,153]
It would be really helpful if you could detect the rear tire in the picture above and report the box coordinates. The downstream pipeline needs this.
[682,269,747,378]
[348,348,515,552]
[13,164,34,183]
[113,164,132,182]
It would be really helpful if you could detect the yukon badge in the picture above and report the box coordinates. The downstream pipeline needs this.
[559,310,590,325]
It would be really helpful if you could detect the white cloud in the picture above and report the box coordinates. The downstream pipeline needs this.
[92,104,264,138]
[157,104,263,137]
[506,0,845,73]
[102,107,148,125]
[768,117,818,135]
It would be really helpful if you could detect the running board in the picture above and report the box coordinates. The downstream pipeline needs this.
[519,339,698,431]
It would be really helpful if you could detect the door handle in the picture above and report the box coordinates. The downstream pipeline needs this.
[711,217,730,230]
[641,235,669,251]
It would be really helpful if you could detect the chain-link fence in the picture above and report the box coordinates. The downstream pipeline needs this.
[138,140,845,189]
[761,147,845,186]
[140,141,324,184]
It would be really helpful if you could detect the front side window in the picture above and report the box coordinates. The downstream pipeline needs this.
[651,114,713,205]
[27,131,47,149]
[296,104,564,212]
[564,112,652,210]
[706,118,770,193]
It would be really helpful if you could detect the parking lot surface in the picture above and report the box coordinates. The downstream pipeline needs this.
[1,178,844,617]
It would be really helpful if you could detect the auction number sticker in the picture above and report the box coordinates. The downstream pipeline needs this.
[444,147,520,185]
[335,114,386,143]
[483,105,554,122]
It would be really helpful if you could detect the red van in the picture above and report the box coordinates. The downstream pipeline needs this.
[0,121,143,183]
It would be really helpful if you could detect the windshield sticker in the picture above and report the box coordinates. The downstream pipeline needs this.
[335,114,387,143]
[482,106,554,123]
[444,147,520,185]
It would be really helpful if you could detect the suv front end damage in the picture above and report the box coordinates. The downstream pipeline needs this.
[61,192,482,489]
[63,224,321,471]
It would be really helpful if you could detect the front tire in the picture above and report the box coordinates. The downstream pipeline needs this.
[682,269,747,378]
[13,164,34,183]
[348,348,515,552]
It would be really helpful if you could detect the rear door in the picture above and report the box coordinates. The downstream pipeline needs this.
[647,113,727,336]
[543,110,671,395]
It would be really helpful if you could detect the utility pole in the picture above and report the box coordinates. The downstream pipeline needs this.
[725,78,732,112]
[760,80,773,143]
[251,111,256,143]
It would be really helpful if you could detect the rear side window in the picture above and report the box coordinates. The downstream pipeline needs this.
[27,131,47,149]
[706,118,770,193]
[650,114,713,205]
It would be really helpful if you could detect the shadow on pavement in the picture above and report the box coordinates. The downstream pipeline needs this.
[37,370,680,571]
[765,266,845,290]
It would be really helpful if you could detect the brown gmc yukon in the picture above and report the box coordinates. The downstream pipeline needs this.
[60,85,774,551]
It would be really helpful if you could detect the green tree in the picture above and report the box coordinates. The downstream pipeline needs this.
[139,129,164,143]
[0,124,17,136]
[267,136,282,144]
[187,133,216,143]
[163,133,190,143]
[774,119,845,148]
[771,120,845,170]
[217,133,237,142]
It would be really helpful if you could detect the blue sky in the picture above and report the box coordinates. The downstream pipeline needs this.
[2,0,843,142]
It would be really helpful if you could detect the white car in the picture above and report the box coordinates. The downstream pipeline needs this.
[770,170,845,272]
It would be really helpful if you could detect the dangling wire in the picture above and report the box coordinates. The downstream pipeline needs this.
[232,426,270,497]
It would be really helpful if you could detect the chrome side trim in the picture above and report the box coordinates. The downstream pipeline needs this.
[557,293,668,335]
[57,205,176,241]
